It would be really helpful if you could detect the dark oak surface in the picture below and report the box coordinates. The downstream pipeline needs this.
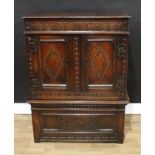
[24,13,130,143]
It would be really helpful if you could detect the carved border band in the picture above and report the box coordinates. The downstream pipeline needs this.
[73,37,80,91]
[36,92,120,98]
[25,20,128,31]
[27,36,41,98]
[116,38,128,58]
[32,104,125,110]
[115,37,128,98]
[41,136,117,141]
[28,52,40,97]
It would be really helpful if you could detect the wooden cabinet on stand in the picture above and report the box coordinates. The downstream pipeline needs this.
[23,12,130,143]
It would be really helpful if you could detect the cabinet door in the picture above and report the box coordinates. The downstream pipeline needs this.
[81,35,128,98]
[81,35,114,92]
[27,35,72,98]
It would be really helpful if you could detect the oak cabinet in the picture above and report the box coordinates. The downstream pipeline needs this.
[23,12,130,143]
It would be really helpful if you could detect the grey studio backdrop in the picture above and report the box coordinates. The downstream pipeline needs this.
[14,0,141,103]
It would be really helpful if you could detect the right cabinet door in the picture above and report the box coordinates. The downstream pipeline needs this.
[81,35,128,98]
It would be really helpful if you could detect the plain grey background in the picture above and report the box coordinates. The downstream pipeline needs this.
[14,0,141,103]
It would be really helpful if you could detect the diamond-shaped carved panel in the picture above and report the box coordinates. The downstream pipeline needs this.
[89,43,111,80]
[43,46,63,80]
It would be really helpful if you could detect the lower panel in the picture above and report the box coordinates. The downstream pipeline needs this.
[31,103,126,143]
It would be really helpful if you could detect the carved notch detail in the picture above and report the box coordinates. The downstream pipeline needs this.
[27,36,39,53]
[116,38,127,58]
[28,51,40,98]
[73,37,80,91]
[115,75,125,90]
[25,20,31,30]
[115,75,126,97]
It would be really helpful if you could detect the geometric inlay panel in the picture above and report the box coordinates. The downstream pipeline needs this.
[89,43,111,80]
[43,46,63,80]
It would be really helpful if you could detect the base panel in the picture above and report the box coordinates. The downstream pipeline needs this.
[31,103,126,143]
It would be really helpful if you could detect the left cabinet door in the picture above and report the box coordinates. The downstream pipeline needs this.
[26,35,72,99]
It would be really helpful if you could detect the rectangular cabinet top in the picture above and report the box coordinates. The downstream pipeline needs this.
[23,12,130,35]
[22,12,131,19]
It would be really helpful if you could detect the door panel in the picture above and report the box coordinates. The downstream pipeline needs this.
[81,35,115,91]
[39,35,71,91]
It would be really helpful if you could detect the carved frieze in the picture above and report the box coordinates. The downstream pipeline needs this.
[32,104,125,111]
[36,91,120,98]
[25,20,128,31]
